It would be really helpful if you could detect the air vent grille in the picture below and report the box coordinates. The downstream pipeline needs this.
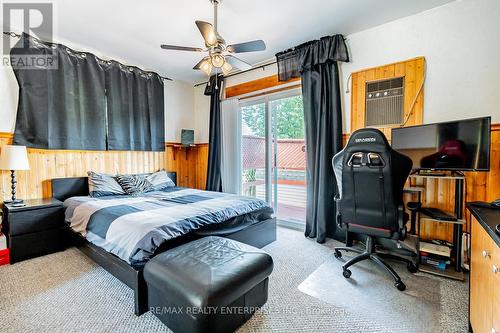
[365,77,404,127]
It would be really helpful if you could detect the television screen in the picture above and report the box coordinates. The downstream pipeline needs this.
[391,117,491,171]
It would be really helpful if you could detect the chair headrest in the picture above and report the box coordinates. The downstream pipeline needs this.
[345,128,391,152]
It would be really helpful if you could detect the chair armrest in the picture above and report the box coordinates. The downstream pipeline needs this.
[398,205,406,240]
[334,195,342,228]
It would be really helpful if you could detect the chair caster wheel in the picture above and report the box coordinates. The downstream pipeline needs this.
[334,250,342,259]
[342,269,352,279]
[395,281,406,291]
[407,262,418,273]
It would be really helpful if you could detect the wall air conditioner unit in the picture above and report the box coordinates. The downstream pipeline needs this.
[365,77,404,127]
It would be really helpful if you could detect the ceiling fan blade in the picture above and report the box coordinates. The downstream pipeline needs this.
[227,40,266,53]
[193,57,209,70]
[195,20,218,47]
[161,45,203,52]
[225,55,252,71]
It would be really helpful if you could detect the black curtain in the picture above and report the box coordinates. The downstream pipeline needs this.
[276,35,349,243]
[11,33,107,150]
[104,61,165,151]
[205,74,223,191]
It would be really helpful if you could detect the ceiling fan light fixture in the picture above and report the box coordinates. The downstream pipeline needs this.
[210,53,225,68]
[200,59,213,76]
[160,0,265,77]
[221,61,232,75]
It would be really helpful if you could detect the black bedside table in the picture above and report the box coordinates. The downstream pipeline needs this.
[1,198,68,263]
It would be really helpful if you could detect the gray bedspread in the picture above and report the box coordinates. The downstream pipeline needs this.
[64,187,272,267]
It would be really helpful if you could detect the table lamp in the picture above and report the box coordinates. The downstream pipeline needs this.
[0,145,30,204]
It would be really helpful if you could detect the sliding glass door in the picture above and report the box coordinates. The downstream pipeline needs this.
[240,100,268,202]
[240,89,306,226]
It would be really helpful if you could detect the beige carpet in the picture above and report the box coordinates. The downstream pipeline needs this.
[0,227,468,332]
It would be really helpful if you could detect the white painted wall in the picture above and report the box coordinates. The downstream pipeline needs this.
[0,66,18,132]
[193,0,500,138]
[2,0,499,143]
[193,85,210,143]
[164,80,195,142]
[224,63,278,88]
[341,0,500,132]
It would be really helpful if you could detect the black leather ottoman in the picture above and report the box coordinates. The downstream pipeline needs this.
[144,236,274,333]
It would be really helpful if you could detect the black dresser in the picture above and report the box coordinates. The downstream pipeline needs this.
[1,198,68,263]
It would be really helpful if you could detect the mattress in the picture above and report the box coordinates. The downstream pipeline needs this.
[64,187,273,267]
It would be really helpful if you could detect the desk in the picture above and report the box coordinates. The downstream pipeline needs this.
[468,203,499,333]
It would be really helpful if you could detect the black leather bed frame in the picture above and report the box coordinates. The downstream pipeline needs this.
[51,172,277,315]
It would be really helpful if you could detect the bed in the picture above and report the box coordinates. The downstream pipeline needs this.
[51,172,277,315]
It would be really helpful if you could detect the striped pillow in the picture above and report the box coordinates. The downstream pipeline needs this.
[87,171,126,197]
[146,170,175,191]
[116,174,153,195]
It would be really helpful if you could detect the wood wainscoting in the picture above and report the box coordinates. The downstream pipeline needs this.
[1,123,497,243]
[0,134,209,201]
[165,143,208,190]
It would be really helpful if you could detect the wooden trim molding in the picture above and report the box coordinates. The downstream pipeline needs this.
[349,56,426,76]
[165,142,208,147]
[225,75,300,98]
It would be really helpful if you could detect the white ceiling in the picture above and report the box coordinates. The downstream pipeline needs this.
[7,0,455,83]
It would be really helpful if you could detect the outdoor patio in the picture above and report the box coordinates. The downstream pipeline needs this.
[242,135,306,223]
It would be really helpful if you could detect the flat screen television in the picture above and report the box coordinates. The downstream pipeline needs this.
[391,117,491,171]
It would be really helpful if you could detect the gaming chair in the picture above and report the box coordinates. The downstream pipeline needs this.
[332,128,418,291]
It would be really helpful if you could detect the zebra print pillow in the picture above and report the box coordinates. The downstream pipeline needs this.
[115,174,153,196]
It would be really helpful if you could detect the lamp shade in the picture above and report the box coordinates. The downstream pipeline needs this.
[0,145,30,170]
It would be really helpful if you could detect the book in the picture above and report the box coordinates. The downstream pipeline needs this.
[420,251,451,262]
[420,256,448,270]
[420,241,451,258]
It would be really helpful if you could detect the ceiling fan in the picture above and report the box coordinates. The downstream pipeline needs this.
[160,0,266,76]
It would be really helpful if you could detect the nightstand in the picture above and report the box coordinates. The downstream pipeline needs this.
[1,198,68,263]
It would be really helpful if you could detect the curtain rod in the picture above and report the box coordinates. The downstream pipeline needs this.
[193,60,277,87]
[3,31,173,81]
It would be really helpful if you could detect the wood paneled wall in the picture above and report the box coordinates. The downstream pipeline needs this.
[350,57,425,139]
[165,143,208,190]
[0,134,209,201]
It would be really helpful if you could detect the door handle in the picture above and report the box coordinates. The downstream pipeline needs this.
[482,250,490,258]
[493,265,499,274]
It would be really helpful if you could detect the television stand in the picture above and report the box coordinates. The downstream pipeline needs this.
[415,171,447,177]
[408,171,465,280]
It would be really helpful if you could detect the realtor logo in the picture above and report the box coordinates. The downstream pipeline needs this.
[2,2,57,69]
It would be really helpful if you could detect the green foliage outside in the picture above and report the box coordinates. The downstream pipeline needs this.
[241,96,304,139]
